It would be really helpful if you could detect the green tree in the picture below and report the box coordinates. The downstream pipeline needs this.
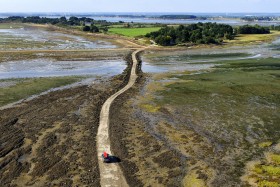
[146,22,235,46]
[90,24,99,33]
[83,26,91,32]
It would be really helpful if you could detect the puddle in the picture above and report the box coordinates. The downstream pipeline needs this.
[273,54,280,58]
[0,59,126,79]
[246,54,261,58]
[18,154,29,163]
[0,80,17,88]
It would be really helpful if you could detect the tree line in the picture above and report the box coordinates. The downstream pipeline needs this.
[0,16,110,33]
[146,23,272,46]
[146,22,235,46]
[270,25,280,31]
[1,16,95,25]
[237,24,270,34]
[241,16,278,22]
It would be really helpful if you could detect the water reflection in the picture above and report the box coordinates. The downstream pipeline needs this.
[0,59,126,79]
[142,61,215,73]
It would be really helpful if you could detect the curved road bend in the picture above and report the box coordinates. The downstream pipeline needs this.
[97,49,144,187]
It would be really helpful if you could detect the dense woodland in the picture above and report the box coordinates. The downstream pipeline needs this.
[237,24,270,34]
[146,23,235,46]
[1,16,93,25]
[146,23,272,46]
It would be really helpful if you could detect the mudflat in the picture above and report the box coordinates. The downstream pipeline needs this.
[0,52,132,186]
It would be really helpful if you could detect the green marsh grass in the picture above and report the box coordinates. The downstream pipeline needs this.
[142,57,279,155]
[258,180,279,187]
[271,154,280,164]
[0,77,82,106]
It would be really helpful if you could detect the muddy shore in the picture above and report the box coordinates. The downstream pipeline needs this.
[0,52,133,186]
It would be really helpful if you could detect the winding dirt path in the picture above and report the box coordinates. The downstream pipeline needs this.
[97,49,143,187]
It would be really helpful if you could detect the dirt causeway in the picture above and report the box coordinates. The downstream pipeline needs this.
[109,69,185,187]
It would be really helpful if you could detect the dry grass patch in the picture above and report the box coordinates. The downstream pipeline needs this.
[225,31,280,45]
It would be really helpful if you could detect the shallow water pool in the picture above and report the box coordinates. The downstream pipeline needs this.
[0,59,126,79]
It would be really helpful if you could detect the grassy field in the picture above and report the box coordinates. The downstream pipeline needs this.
[108,27,161,37]
[0,77,82,106]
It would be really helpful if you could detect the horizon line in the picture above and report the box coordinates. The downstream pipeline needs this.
[1,12,280,14]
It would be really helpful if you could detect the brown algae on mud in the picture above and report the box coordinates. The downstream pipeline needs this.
[136,50,280,186]
[0,69,130,186]
[11,122,63,186]
[157,121,217,186]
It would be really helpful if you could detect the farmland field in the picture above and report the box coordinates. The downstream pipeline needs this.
[108,27,161,37]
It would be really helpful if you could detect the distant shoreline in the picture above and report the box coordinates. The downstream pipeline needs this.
[1,13,280,26]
